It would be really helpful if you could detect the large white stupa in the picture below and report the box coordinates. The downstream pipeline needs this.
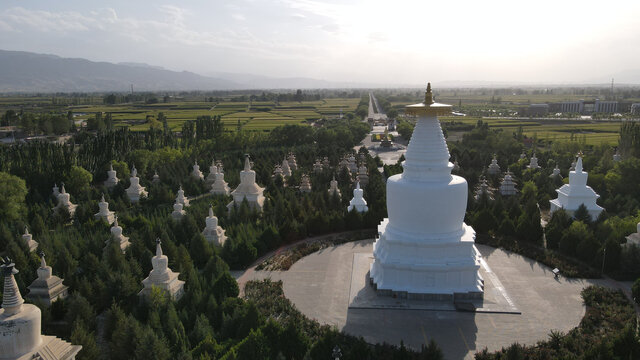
[1,260,81,359]
[139,239,185,301]
[550,154,604,220]
[370,84,483,300]
[227,156,265,213]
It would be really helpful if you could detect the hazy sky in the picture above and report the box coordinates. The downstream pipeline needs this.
[1,0,639,85]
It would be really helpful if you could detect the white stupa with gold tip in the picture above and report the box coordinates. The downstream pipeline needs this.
[347,182,368,213]
[126,165,147,202]
[1,260,81,360]
[104,163,119,188]
[370,84,483,300]
[227,156,265,212]
[21,227,38,253]
[192,161,204,180]
[27,252,69,306]
[109,216,131,252]
[55,183,77,216]
[202,206,227,246]
[550,154,604,220]
[139,239,185,301]
[95,194,116,224]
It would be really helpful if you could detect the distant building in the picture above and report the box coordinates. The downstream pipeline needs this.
[525,104,549,116]
[560,100,584,114]
[594,100,617,113]
[558,99,618,114]
[631,103,640,115]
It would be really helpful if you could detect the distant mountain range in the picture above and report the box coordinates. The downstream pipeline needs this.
[0,49,638,93]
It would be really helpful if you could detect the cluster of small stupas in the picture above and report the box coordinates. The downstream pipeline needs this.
[21,227,38,252]
[139,239,185,300]
[27,252,69,306]
[550,154,604,220]
[499,171,518,196]
[192,161,204,180]
[227,156,265,213]
[347,182,368,213]
[126,165,147,202]
[370,84,483,300]
[95,194,116,224]
[202,206,227,246]
[487,155,501,175]
[109,216,131,252]
[54,183,77,216]
[104,163,119,188]
[1,259,82,359]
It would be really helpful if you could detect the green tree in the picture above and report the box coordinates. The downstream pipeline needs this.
[0,172,27,222]
[66,166,93,194]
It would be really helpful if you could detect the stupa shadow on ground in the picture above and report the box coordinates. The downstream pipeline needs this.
[348,253,520,314]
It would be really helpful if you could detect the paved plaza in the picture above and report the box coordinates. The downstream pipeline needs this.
[243,239,605,360]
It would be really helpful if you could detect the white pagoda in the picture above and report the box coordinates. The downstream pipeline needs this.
[288,153,298,171]
[328,175,341,199]
[192,161,204,180]
[281,158,292,177]
[175,186,190,207]
[499,171,518,196]
[211,170,230,195]
[300,174,312,193]
[549,164,562,179]
[347,182,368,213]
[109,216,131,252]
[139,239,185,301]
[370,84,483,300]
[126,165,147,202]
[487,155,501,175]
[1,260,81,360]
[21,227,38,253]
[95,194,116,224]
[27,252,69,306]
[202,206,227,246]
[527,153,541,169]
[205,161,218,185]
[227,156,265,213]
[55,183,77,217]
[104,163,119,188]
[171,201,186,220]
[550,154,604,220]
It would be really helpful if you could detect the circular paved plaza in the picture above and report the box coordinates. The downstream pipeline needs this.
[243,240,605,359]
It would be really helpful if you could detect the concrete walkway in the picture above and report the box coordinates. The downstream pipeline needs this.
[241,240,609,360]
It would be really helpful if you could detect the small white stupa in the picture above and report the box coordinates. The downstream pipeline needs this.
[339,156,349,172]
[94,194,116,224]
[328,175,341,199]
[288,153,298,171]
[550,154,604,220]
[613,149,621,162]
[624,222,640,247]
[299,174,312,193]
[347,182,368,213]
[55,183,77,216]
[126,165,147,202]
[322,157,330,168]
[152,171,161,184]
[474,177,494,200]
[357,164,369,187]
[211,170,230,195]
[570,160,576,171]
[202,206,227,246]
[452,159,460,172]
[281,158,292,177]
[370,84,483,300]
[348,154,358,174]
[273,165,284,179]
[205,160,218,185]
[52,183,60,198]
[549,164,563,179]
[519,152,526,160]
[1,260,82,359]
[527,153,541,169]
[171,201,186,220]
[26,252,69,306]
[227,156,265,213]
[109,216,131,252]
[192,161,204,180]
[175,186,190,207]
[499,171,518,196]
[487,155,501,175]
[21,227,38,253]
[313,159,323,173]
[139,239,185,301]
[104,163,119,188]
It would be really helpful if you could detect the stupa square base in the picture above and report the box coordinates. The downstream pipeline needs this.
[349,253,520,314]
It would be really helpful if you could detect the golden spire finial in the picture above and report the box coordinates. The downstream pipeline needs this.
[424,83,434,104]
